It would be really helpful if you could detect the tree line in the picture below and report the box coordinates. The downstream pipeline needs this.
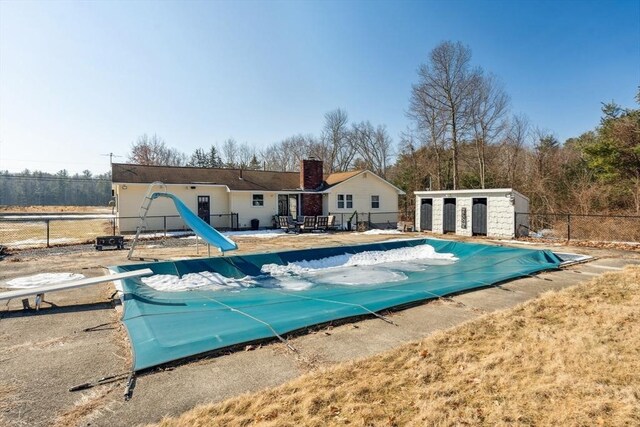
[391,41,639,216]
[127,110,393,178]
[3,41,636,214]
[0,170,112,206]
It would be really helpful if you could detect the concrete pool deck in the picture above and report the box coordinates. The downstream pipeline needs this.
[1,233,639,426]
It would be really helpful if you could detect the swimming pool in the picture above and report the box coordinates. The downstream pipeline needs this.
[111,238,562,371]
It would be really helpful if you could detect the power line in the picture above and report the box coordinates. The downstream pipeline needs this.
[0,174,111,183]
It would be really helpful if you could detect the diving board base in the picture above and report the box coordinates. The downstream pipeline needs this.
[0,269,154,311]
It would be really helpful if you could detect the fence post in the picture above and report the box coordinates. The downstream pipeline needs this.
[46,219,50,248]
[113,218,116,236]
[567,214,571,241]
[163,216,167,238]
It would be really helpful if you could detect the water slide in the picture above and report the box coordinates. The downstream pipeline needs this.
[151,192,238,253]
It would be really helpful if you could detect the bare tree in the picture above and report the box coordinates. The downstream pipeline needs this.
[221,138,238,168]
[237,142,255,169]
[350,121,393,177]
[260,135,314,171]
[127,134,186,166]
[469,73,509,188]
[410,41,480,189]
[408,94,449,189]
[321,109,356,173]
[501,114,530,187]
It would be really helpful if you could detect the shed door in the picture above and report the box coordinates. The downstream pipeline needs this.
[443,198,456,233]
[472,198,487,235]
[197,196,210,225]
[420,199,433,231]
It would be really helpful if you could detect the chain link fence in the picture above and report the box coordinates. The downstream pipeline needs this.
[0,213,239,250]
[327,211,401,231]
[515,212,640,243]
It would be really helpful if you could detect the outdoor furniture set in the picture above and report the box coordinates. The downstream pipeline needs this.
[277,215,337,233]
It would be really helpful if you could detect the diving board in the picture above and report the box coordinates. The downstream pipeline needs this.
[0,269,153,310]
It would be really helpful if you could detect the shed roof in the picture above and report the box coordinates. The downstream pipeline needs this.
[413,188,528,201]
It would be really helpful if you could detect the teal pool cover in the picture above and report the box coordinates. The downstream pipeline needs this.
[111,239,561,371]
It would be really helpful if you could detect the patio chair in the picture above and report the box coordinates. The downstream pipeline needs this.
[278,216,296,233]
[327,215,338,231]
[299,216,317,232]
[315,216,329,232]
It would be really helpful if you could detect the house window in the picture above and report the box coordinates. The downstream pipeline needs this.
[252,194,264,207]
[338,194,353,209]
[371,195,380,209]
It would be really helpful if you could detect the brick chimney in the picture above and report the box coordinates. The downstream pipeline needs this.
[300,159,323,190]
[300,159,324,217]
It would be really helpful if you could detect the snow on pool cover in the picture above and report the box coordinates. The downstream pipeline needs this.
[141,244,457,291]
[111,238,562,371]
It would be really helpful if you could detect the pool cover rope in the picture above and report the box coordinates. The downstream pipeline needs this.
[263,288,398,326]
[198,293,299,353]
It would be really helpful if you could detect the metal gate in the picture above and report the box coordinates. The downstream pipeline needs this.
[472,198,487,235]
[420,199,433,231]
[197,196,210,224]
[443,198,456,233]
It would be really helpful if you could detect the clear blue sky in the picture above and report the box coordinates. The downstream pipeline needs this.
[1,0,638,174]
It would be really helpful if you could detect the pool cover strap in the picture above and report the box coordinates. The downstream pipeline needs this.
[113,239,562,371]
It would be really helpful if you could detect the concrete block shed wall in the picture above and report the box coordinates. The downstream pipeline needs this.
[432,198,444,233]
[415,189,526,238]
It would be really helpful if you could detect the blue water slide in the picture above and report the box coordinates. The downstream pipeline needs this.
[150,192,238,253]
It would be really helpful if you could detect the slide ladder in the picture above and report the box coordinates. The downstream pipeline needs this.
[127,181,167,260]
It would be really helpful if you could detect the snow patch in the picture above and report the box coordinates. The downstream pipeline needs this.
[142,271,256,292]
[261,244,456,276]
[4,273,85,289]
[357,229,404,235]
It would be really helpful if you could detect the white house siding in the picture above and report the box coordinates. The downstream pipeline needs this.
[414,189,528,238]
[115,184,230,233]
[326,172,400,226]
[229,191,280,229]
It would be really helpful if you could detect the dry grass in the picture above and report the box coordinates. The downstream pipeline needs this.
[154,266,640,427]
[52,385,118,427]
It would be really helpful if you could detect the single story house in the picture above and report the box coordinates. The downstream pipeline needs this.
[112,159,405,233]
[414,188,529,238]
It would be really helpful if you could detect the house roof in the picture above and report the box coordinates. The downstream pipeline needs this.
[112,163,404,194]
[322,170,406,195]
[323,170,362,187]
[112,163,301,192]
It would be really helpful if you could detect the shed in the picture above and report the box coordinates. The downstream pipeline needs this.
[414,188,529,238]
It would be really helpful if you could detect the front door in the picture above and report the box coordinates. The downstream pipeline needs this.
[420,199,433,231]
[197,196,210,225]
[472,198,488,235]
[443,198,456,233]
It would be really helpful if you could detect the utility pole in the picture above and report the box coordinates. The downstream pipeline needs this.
[101,152,122,165]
